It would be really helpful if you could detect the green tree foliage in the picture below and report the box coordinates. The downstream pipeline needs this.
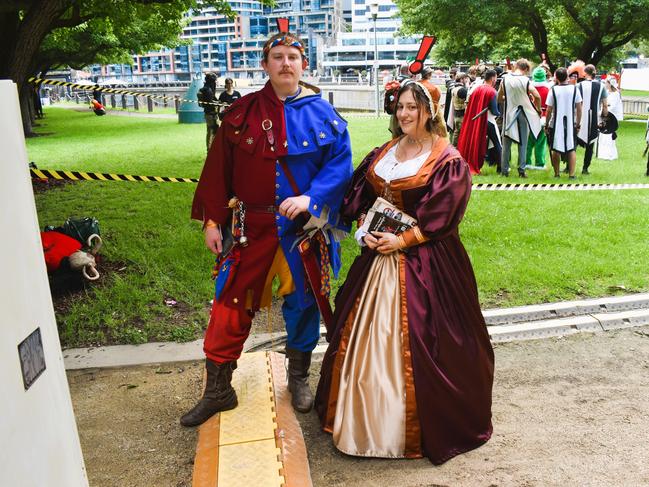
[397,0,649,69]
[0,0,271,135]
[36,1,218,73]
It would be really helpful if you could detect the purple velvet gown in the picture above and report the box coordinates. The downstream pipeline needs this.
[315,137,494,465]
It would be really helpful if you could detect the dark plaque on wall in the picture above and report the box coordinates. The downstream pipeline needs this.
[18,327,46,390]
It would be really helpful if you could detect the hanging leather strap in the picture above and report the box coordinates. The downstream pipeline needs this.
[279,157,309,233]
[278,158,301,196]
[258,97,301,196]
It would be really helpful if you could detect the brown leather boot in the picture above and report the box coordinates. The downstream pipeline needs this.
[180,359,238,427]
[285,348,314,413]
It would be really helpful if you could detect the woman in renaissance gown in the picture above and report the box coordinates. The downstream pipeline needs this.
[315,80,494,465]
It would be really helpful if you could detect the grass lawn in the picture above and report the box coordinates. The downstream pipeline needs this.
[29,107,649,346]
[622,89,649,98]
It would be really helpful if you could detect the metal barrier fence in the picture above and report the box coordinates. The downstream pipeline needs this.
[623,99,649,116]
[66,92,180,113]
[41,80,649,116]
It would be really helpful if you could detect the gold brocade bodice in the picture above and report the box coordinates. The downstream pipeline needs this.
[366,137,450,210]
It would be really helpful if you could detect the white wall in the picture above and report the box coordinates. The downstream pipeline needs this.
[0,80,88,486]
[621,68,649,91]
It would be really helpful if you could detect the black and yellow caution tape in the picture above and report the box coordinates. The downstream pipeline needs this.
[28,76,229,108]
[30,168,649,190]
[30,168,198,183]
[472,182,649,191]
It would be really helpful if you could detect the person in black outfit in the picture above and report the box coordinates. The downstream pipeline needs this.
[92,85,102,104]
[197,73,218,151]
[33,82,44,119]
[217,78,241,121]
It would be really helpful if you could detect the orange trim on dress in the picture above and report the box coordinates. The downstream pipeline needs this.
[400,225,430,248]
[366,138,400,202]
[367,136,453,209]
[399,253,423,458]
[323,296,362,432]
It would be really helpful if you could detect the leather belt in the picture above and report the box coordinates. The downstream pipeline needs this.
[243,203,278,213]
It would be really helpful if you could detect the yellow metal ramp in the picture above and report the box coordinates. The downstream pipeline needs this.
[192,351,312,487]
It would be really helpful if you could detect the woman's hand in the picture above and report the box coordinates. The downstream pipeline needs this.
[363,232,380,250]
[373,231,402,254]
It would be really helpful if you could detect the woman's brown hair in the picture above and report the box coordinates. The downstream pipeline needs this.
[390,82,448,139]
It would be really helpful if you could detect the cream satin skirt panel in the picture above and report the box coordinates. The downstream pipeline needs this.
[332,252,407,458]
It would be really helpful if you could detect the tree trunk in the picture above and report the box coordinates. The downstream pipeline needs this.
[2,0,70,135]
[527,10,553,70]
[20,85,36,136]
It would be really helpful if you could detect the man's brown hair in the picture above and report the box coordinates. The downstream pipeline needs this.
[555,67,568,83]
[515,58,531,73]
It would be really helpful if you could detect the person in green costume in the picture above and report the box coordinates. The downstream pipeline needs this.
[526,66,552,169]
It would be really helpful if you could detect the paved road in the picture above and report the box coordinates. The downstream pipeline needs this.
[300,326,649,486]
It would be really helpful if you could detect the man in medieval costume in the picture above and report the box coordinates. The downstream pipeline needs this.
[545,67,583,179]
[181,23,353,427]
[447,73,470,146]
[197,72,219,151]
[444,70,460,132]
[497,58,542,178]
[457,69,501,174]
[577,64,608,174]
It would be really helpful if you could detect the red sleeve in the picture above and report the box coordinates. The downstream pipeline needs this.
[191,125,234,225]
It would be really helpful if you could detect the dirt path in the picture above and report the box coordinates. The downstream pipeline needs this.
[69,326,649,486]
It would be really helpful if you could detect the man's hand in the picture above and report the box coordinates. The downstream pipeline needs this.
[204,225,223,255]
[373,231,402,254]
[279,195,310,220]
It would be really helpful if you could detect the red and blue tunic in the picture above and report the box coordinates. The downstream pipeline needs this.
[192,81,353,313]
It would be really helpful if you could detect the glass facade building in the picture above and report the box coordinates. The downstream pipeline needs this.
[89,0,424,83]
[322,0,423,78]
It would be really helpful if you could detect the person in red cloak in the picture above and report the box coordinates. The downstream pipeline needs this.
[456,69,500,175]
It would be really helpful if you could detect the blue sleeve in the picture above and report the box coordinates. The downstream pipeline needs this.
[304,128,354,226]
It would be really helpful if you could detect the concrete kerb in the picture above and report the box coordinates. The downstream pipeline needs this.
[482,292,649,325]
[62,328,277,370]
[63,293,649,370]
